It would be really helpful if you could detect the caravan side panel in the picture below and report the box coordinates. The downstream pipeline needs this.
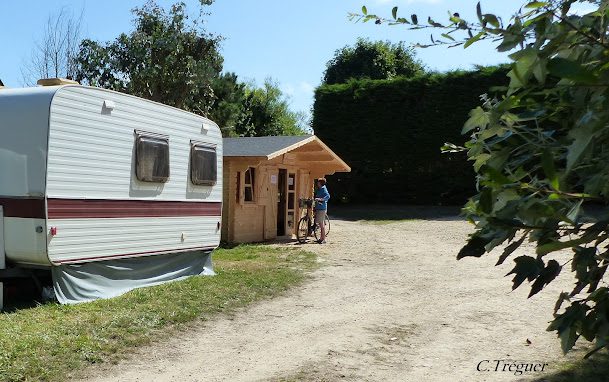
[46,86,222,265]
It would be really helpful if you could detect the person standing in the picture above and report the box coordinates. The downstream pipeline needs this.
[314,178,330,244]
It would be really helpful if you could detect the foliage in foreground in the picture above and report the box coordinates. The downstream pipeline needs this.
[0,246,316,382]
[356,0,609,355]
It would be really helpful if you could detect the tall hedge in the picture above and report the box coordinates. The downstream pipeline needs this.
[312,66,508,205]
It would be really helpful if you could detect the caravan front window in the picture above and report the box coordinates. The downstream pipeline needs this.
[190,144,217,185]
[135,134,170,183]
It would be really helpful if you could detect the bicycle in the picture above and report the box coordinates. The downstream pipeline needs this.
[296,198,331,244]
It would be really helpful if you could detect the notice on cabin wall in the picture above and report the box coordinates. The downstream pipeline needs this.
[270,175,278,184]
[288,177,294,186]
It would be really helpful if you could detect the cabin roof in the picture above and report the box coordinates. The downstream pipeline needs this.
[223,135,314,158]
[223,135,350,173]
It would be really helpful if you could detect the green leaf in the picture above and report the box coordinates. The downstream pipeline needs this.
[566,199,583,223]
[464,31,485,48]
[566,125,595,174]
[485,166,512,186]
[547,58,597,83]
[462,106,490,133]
[497,34,524,52]
[411,14,418,25]
[362,6,367,15]
[560,326,579,354]
[479,187,493,214]
[484,14,500,28]
[441,33,455,42]
[587,287,608,302]
[506,48,538,88]
[536,236,597,256]
[476,2,482,21]
[427,16,443,27]
[532,58,548,83]
[392,6,398,19]
[493,189,520,212]
[548,304,586,354]
[440,142,465,153]
[541,149,559,190]
[525,1,548,9]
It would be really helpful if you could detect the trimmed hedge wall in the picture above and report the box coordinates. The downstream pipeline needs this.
[312,66,508,205]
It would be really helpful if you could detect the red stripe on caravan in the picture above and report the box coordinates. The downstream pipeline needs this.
[54,245,217,264]
[0,198,46,219]
[47,199,222,219]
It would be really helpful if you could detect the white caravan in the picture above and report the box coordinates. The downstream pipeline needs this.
[0,81,222,308]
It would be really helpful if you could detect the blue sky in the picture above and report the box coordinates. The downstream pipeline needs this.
[0,1,596,119]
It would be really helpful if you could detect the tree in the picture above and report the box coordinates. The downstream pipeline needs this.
[75,1,222,115]
[356,1,609,355]
[323,38,425,84]
[235,78,306,137]
[73,1,303,137]
[208,72,248,136]
[21,7,83,85]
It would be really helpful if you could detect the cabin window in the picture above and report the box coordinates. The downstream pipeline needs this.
[135,134,170,183]
[190,144,217,185]
[244,167,255,202]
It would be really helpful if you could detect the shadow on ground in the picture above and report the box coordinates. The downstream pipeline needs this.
[532,350,609,382]
[330,205,463,222]
[2,278,49,312]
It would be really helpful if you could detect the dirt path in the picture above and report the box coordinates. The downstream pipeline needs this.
[80,217,576,382]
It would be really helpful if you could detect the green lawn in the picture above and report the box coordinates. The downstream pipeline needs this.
[0,245,316,382]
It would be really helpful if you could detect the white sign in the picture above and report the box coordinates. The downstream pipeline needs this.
[270,174,278,184]
[288,177,294,186]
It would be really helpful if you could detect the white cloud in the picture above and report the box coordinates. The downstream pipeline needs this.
[281,83,296,97]
[299,81,315,94]
[282,81,315,98]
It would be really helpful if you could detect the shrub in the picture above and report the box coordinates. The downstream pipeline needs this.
[312,66,508,205]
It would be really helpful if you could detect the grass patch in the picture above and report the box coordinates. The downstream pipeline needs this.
[0,245,317,382]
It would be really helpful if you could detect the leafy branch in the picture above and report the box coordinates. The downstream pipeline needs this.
[358,0,609,354]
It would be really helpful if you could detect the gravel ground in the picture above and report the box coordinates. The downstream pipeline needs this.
[79,215,578,382]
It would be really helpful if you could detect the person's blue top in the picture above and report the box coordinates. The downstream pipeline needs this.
[315,185,330,211]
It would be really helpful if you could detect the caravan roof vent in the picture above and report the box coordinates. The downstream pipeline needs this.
[37,78,80,86]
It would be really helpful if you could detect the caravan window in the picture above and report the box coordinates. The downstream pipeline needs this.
[135,134,170,183]
[191,144,217,185]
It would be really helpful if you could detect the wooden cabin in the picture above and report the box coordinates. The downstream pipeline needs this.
[222,135,350,243]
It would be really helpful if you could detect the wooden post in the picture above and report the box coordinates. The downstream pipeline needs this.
[0,206,5,311]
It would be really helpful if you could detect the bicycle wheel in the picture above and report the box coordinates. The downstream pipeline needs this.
[296,216,310,244]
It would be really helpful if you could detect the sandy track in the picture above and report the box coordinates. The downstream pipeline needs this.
[79,217,575,382]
